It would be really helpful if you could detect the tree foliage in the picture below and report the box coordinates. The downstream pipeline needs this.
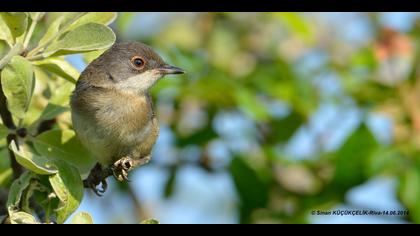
[0,12,116,224]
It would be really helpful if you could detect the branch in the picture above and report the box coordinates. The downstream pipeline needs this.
[0,189,8,216]
[0,83,23,179]
[36,119,56,135]
[0,43,24,70]
[6,133,23,180]
[23,16,39,49]
[82,163,113,196]
[126,183,150,222]
[0,80,16,130]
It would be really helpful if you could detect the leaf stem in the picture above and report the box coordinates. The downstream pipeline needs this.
[23,17,39,49]
[6,134,23,180]
[25,53,44,61]
[0,43,23,70]
[26,12,87,59]
[44,201,52,224]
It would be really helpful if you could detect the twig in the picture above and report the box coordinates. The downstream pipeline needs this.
[23,17,39,49]
[0,81,16,130]
[0,189,8,216]
[0,64,23,180]
[126,183,150,222]
[6,134,23,180]
[0,43,23,70]
[25,54,44,61]
[36,119,56,135]
[82,163,113,193]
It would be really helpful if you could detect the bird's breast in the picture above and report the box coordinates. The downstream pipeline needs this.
[72,88,157,143]
[95,91,154,139]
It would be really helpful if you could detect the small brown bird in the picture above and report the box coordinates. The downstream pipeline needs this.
[70,42,184,195]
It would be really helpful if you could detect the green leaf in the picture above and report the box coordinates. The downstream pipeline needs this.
[82,49,106,64]
[28,177,59,223]
[9,211,38,224]
[49,160,84,224]
[141,218,160,224]
[229,157,268,223]
[9,140,58,175]
[273,13,313,43]
[39,81,74,121]
[0,16,13,45]
[40,105,68,122]
[1,55,34,119]
[265,110,304,143]
[33,130,96,176]
[235,89,270,121]
[33,57,79,84]
[38,15,64,47]
[0,168,12,187]
[0,13,28,43]
[350,47,377,70]
[43,23,116,57]
[332,123,378,191]
[33,65,50,83]
[0,124,8,139]
[67,12,117,31]
[176,124,218,147]
[7,171,34,214]
[38,13,86,48]
[366,147,404,176]
[398,166,420,223]
[407,38,420,85]
[57,13,87,28]
[71,212,93,224]
[27,80,74,133]
[0,148,10,170]
[164,167,177,198]
[0,40,8,57]
[28,12,45,21]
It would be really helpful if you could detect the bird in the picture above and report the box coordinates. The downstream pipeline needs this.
[70,42,185,195]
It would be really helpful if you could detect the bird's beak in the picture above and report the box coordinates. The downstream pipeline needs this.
[157,64,185,75]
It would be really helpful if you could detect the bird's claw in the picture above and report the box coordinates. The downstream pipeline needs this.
[112,168,130,182]
[83,155,151,196]
[112,157,134,182]
[111,155,151,182]
[92,184,105,197]
[85,179,108,197]
[83,163,109,197]
[100,179,108,193]
[83,176,108,197]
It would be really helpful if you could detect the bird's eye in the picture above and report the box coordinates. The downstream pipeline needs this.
[131,56,145,69]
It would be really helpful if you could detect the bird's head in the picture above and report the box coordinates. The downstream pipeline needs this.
[86,42,185,94]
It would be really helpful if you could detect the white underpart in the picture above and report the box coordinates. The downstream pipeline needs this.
[115,71,162,94]
[123,120,153,145]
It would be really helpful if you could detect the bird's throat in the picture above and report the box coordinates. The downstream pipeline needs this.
[116,71,162,95]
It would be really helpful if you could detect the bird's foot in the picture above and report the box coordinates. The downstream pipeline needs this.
[83,156,152,195]
[83,163,110,197]
[111,155,151,182]
[111,157,131,182]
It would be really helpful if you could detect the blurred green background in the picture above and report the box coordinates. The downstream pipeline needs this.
[4,12,420,224]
